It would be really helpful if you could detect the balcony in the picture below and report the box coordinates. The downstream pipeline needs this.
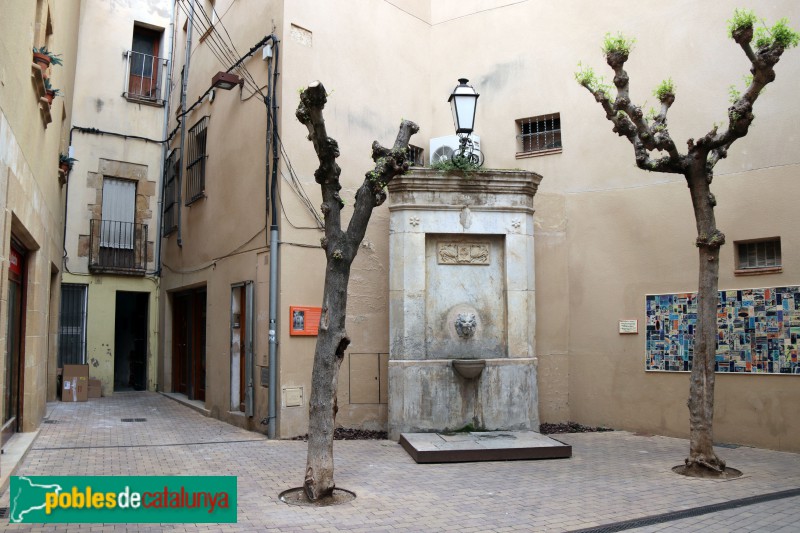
[89,220,148,275]
[123,50,168,105]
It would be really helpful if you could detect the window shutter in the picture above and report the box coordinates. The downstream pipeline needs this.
[101,178,136,248]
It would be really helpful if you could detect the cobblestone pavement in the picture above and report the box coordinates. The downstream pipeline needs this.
[1,392,798,532]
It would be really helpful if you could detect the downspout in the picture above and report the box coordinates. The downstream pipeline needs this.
[267,37,280,439]
[176,0,196,247]
[155,0,176,273]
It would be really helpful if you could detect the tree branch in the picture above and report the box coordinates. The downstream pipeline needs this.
[296,81,345,254]
[700,27,789,170]
[346,120,419,248]
[579,51,686,175]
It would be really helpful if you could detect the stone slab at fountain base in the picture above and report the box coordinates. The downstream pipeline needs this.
[399,431,572,463]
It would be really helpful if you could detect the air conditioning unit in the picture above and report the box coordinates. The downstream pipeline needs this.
[429,134,481,165]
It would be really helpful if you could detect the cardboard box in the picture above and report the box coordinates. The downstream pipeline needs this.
[62,364,89,402]
[88,378,102,398]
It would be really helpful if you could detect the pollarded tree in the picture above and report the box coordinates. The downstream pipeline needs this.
[576,11,798,476]
[295,81,419,500]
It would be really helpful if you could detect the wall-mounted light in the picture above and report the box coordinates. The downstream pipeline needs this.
[211,71,242,90]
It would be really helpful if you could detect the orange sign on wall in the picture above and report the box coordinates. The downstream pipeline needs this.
[289,306,322,336]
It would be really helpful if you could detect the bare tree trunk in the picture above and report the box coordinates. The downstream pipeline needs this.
[296,81,418,500]
[685,168,725,473]
[304,265,351,499]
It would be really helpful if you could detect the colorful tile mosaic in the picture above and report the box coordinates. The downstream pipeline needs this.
[646,286,800,374]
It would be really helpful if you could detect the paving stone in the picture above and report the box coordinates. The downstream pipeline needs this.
[1,392,799,532]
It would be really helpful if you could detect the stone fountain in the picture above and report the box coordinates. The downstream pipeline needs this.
[387,169,543,441]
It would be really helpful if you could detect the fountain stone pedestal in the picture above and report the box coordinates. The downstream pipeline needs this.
[387,169,543,440]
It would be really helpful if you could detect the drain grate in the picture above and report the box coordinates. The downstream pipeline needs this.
[43,419,59,424]
[0,507,9,519]
[121,418,147,423]
[569,487,800,532]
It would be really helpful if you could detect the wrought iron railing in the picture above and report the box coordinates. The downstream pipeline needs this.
[89,220,148,274]
[123,50,168,104]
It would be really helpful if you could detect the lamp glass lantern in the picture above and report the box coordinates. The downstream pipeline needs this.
[448,78,479,135]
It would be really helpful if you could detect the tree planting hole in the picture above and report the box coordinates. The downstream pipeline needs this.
[672,465,743,479]
[279,487,356,507]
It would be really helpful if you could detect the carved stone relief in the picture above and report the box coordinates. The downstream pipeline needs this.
[437,243,490,265]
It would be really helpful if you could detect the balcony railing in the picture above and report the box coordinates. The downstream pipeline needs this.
[89,220,148,275]
[123,50,168,104]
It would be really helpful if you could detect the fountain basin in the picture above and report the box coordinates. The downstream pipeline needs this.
[452,359,486,379]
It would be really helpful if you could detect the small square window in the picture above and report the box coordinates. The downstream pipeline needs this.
[408,144,424,167]
[734,238,782,274]
[516,113,562,157]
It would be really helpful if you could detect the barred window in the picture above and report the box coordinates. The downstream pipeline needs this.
[162,148,180,236]
[735,238,782,273]
[407,144,424,166]
[186,116,209,204]
[516,113,562,157]
[58,284,88,366]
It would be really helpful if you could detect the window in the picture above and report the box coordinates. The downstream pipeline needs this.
[162,149,180,236]
[58,284,88,366]
[408,144,424,167]
[186,117,209,204]
[735,238,782,274]
[516,113,562,157]
[101,178,136,249]
[126,25,164,103]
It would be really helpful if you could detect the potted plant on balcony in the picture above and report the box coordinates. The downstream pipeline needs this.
[43,78,61,104]
[58,153,77,185]
[59,153,78,173]
[32,46,62,75]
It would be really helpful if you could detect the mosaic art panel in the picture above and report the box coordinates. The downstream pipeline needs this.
[646,286,800,374]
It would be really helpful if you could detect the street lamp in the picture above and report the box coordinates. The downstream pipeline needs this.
[448,78,479,135]
[211,71,242,90]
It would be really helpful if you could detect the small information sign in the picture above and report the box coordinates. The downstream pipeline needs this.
[619,319,638,334]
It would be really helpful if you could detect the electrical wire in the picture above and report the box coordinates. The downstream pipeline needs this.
[178,0,264,97]
[278,176,324,230]
[176,0,261,95]
[162,224,268,274]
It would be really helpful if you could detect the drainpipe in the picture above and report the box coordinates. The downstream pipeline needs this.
[155,0,176,272]
[176,0,196,248]
[266,37,280,439]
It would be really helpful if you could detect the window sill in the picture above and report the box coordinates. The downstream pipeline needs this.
[734,266,782,276]
[123,93,165,107]
[516,147,562,159]
[185,193,206,207]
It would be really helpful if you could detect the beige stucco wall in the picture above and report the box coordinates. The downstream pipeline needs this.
[0,0,80,430]
[159,0,800,451]
[59,0,170,397]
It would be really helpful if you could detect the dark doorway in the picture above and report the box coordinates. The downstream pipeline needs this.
[2,242,26,448]
[171,289,206,401]
[114,291,148,391]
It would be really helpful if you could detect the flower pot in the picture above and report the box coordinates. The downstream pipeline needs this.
[33,52,51,69]
[59,162,71,174]
[45,90,55,105]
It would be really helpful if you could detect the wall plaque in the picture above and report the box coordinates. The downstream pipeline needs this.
[437,243,490,265]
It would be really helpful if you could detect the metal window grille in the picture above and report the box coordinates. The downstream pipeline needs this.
[58,284,88,366]
[186,116,209,204]
[737,239,781,269]
[162,149,180,235]
[123,50,167,103]
[408,145,424,166]
[516,113,562,154]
